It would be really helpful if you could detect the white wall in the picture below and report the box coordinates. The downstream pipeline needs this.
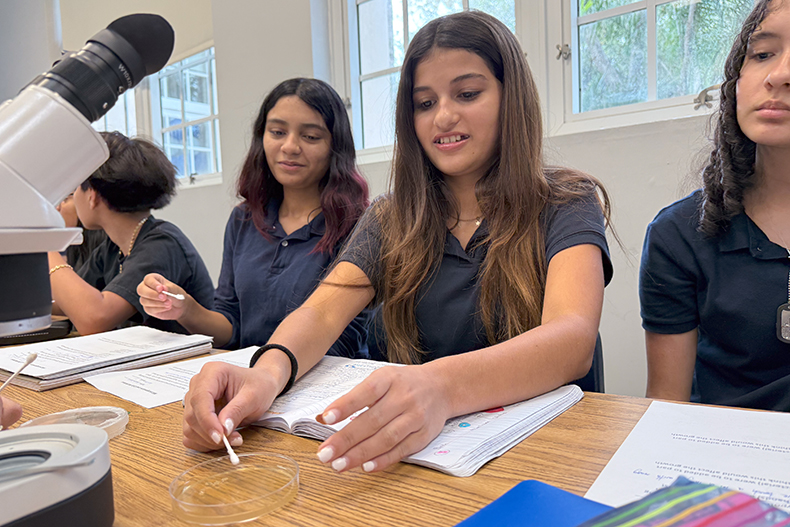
[0,0,62,102]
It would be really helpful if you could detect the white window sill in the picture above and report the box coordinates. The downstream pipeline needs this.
[357,145,394,167]
[176,172,223,189]
[547,96,719,137]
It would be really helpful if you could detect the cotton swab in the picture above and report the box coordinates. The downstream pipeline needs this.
[0,353,37,395]
[221,434,240,465]
[162,290,185,301]
[0,353,37,431]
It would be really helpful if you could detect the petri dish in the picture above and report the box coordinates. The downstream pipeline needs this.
[169,452,299,525]
[20,406,129,439]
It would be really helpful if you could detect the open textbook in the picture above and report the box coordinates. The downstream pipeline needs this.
[255,356,584,477]
[0,326,213,391]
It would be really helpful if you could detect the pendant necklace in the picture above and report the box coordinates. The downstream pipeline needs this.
[119,216,149,274]
[768,215,790,343]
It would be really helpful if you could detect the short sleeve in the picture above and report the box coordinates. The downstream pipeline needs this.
[543,193,613,285]
[213,209,243,348]
[103,232,190,315]
[336,200,385,292]
[639,215,700,334]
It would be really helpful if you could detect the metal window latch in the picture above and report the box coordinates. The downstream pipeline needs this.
[693,84,721,110]
[556,44,571,60]
[189,173,197,184]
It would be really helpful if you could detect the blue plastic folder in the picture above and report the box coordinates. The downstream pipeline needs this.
[456,480,613,527]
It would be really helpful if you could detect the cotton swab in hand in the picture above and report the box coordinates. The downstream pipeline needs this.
[0,353,37,431]
[0,353,37,395]
[221,434,240,465]
[162,290,185,301]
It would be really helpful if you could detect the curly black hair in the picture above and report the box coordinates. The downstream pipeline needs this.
[81,131,176,213]
[699,0,776,236]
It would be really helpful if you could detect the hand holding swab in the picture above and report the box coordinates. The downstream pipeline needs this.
[221,434,240,465]
[0,353,37,395]
[162,290,185,301]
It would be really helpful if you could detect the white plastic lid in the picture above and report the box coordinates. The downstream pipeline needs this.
[20,406,129,439]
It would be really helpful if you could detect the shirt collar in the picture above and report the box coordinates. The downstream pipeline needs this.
[266,199,326,240]
[719,212,789,260]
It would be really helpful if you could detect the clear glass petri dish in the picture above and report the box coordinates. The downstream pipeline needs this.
[20,406,129,439]
[169,452,299,525]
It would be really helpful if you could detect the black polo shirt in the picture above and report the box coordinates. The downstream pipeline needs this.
[78,216,215,335]
[213,203,368,357]
[640,190,790,411]
[339,193,612,363]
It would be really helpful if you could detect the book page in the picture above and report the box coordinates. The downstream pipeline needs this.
[256,356,393,429]
[0,326,212,379]
[85,347,257,408]
[585,401,790,511]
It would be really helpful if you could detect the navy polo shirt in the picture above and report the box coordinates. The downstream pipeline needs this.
[78,217,215,335]
[339,193,612,363]
[640,190,790,411]
[213,203,368,357]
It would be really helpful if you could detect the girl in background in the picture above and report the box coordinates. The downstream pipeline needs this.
[640,0,790,410]
[139,78,370,358]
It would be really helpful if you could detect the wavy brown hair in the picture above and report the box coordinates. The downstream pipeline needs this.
[699,0,775,236]
[376,11,612,365]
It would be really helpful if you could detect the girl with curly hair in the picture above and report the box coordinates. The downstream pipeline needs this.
[640,0,790,410]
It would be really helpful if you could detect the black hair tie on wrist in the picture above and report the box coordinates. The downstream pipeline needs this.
[249,344,299,396]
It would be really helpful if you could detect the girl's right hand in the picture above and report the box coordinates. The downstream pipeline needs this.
[137,273,190,321]
[182,362,281,451]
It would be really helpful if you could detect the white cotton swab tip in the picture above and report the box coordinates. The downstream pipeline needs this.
[162,290,185,301]
[0,353,37,395]
[221,434,240,465]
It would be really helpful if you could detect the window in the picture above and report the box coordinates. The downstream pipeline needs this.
[91,90,137,136]
[150,47,221,183]
[569,0,754,115]
[348,0,516,150]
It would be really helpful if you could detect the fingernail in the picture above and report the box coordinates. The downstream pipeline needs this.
[224,418,234,435]
[362,461,376,473]
[322,409,340,425]
[317,446,334,463]
[230,436,243,447]
[210,431,221,444]
[331,457,347,471]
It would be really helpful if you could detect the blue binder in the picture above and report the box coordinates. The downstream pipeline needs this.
[456,480,612,527]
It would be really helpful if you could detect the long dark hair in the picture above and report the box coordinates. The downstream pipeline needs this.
[699,0,774,236]
[236,78,369,254]
[377,11,611,364]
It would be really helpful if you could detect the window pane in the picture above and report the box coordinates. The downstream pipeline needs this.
[469,0,516,33]
[160,73,182,128]
[579,9,647,112]
[214,120,222,173]
[579,0,640,17]
[164,130,185,176]
[657,0,753,100]
[183,66,211,122]
[361,72,400,149]
[408,0,462,43]
[359,0,405,75]
[188,122,211,150]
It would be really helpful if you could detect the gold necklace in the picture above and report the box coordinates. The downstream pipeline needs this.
[119,216,149,274]
[456,216,483,227]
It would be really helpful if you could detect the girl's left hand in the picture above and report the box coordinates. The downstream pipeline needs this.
[315,364,452,473]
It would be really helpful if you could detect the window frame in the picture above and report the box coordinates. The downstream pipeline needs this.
[331,0,727,160]
[545,0,743,136]
[147,45,222,188]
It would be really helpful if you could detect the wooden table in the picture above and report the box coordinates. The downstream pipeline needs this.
[4,384,651,526]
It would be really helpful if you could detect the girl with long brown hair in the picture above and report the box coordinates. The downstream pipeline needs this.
[641,0,790,411]
[182,12,613,471]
